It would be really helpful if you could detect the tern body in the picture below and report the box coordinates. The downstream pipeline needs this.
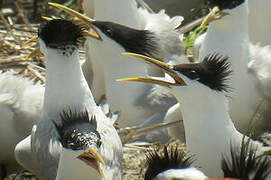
[0,73,43,173]
[118,53,271,177]
[196,0,271,135]
[81,0,184,127]
[15,20,122,180]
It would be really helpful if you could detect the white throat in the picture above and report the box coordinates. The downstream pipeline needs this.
[172,86,242,177]
[40,41,96,119]
[56,149,101,180]
[198,0,263,132]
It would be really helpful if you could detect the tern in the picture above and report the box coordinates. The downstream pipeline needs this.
[222,138,271,180]
[144,146,238,180]
[54,108,105,180]
[81,0,185,102]
[15,19,122,180]
[191,0,271,136]
[0,73,44,176]
[48,3,185,131]
[118,52,271,177]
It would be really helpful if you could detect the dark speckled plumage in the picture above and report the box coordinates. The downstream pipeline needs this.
[92,21,159,57]
[38,19,84,49]
[206,0,245,10]
[53,108,101,151]
[144,146,194,180]
[173,54,232,92]
[222,138,271,180]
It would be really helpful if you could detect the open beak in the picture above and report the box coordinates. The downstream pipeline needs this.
[201,6,229,27]
[117,53,186,88]
[48,2,102,40]
[77,146,105,179]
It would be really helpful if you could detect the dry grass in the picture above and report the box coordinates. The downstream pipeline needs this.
[0,1,187,179]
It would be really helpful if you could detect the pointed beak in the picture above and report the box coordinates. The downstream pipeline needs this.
[77,146,105,179]
[117,53,186,88]
[48,2,102,40]
[201,6,229,27]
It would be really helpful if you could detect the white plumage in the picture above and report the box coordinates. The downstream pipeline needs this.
[79,0,185,129]
[0,73,43,173]
[118,53,271,178]
[189,0,271,136]
[15,19,122,180]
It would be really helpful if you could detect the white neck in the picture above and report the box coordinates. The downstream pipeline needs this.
[199,0,263,132]
[93,0,140,28]
[88,37,153,126]
[42,46,96,118]
[173,87,242,177]
[56,150,101,180]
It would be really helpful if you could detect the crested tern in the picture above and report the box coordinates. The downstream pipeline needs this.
[15,19,122,180]
[145,146,237,180]
[192,0,271,136]
[48,3,185,132]
[222,138,271,180]
[118,53,271,177]
[81,0,185,102]
[54,108,105,180]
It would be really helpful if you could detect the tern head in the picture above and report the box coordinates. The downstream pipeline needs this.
[90,21,158,56]
[144,146,195,180]
[222,138,271,180]
[48,2,159,57]
[144,146,237,180]
[54,108,105,179]
[206,0,245,11]
[38,19,84,56]
[118,53,232,101]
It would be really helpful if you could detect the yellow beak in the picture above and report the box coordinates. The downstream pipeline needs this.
[77,146,105,180]
[201,6,229,27]
[117,53,186,87]
[48,2,102,40]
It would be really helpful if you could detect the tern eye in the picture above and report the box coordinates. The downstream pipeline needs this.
[187,70,199,80]
[97,140,102,148]
[105,28,113,36]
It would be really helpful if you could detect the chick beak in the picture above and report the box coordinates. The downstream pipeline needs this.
[77,146,105,179]
[48,2,102,40]
[201,6,229,27]
[117,53,186,88]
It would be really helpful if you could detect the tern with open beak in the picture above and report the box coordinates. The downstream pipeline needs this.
[190,0,271,137]
[118,52,271,177]
[47,3,185,139]
[80,0,185,102]
[15,19,122,180]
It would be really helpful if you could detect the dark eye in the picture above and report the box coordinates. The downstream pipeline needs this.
[105,28,113,36]
[97,140,102,148]
[187,70,199,80]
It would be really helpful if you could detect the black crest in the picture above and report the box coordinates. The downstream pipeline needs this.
[174,54,232,92]
[38,19,84,49]
[144,146,194,180]
[92,21,158,57]
[206,0,245,10]
[53,108,101,150]
[222,139,271,180]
